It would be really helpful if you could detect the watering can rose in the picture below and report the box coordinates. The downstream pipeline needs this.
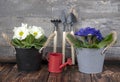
[67,27,114,48]
[12,23,47,49]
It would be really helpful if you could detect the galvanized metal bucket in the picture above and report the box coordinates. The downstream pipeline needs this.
[76,48,105,74]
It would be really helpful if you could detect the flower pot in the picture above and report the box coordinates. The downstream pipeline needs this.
[15,48,42,72]
[76,48,105,74]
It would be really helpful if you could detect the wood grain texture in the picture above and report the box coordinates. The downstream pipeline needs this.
[0,64,120,82]
[0,46,120,62]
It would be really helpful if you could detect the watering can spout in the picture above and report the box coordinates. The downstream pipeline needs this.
[59,58,72,69]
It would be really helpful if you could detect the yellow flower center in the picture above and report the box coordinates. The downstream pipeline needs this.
[33,32,38,36]
[19,31,24,36]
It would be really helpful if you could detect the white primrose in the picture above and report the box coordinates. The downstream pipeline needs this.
[12,23,47,49]
[13,23,29,40]
[29,26,44,39]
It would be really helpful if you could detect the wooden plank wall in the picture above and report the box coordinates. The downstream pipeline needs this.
[0,0,120,62]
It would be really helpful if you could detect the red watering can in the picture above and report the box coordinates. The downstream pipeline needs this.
[47,52,72,73]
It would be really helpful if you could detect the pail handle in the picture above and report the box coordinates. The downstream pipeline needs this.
[1,32,16,54]
[102,31,117,54]
[39,33,55,53]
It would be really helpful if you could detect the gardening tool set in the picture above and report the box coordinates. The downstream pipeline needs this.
[61,10,77,64]
[39,11,77,73]
[39,10,77,73]
[66,12,77,64]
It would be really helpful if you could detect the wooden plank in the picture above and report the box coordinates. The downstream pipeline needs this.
[1,64,49,82]
[91,73,113,82]
[70,70,91,82]
[19,65,49,82]
[61,67,71,82]
[61,66,91,82]
[3,64,20,82]
[69,66,91,82]
[80,73,91,82]
[48,66,75,82]
[0,64,14,82]
[110,73,120,82]
[37,65,49,82]
[115,73,120,82]
[47,73,62,82]
[0,64,120,82]
[103,65,120,82]
[104,65,120,72]
[91,64,120,82]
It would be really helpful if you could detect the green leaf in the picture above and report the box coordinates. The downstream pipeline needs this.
[34,43,43,49]
[98,33,113,48]
[11,38,24,48]
[25,34,35,44]
[67,33,83,48]
[21,41,31,48]
[34,35,47,49]
[34,35,46,43]
[66,33,114,49]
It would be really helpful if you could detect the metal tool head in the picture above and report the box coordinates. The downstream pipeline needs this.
[60,10,67,24]
[60,10,67,31]
[67,12,77,26]
[51,19,61,31]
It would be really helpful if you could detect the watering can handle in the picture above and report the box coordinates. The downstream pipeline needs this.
[102,31,117,54]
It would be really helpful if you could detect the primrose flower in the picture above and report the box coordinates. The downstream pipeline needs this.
[75,27,103,41]
[13,24,29,40]
[11,23,47,49]
[95,30,103,41]
[29,26,44,39]
[67,26,114,49]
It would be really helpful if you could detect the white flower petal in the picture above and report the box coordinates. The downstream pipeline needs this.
[13,24,45,40]
[29,26,44,39]
[13,26,29,40]
[21,23,28,28]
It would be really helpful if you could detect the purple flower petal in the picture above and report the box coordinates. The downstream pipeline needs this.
[74,27,103,41]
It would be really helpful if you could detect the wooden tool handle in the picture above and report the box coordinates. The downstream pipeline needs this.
[53,31,57,52]
[65,33,74,46]
[62,32,66,64]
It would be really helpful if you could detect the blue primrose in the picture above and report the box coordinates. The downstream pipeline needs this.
[74,27,103,41]
[95,30,103,41]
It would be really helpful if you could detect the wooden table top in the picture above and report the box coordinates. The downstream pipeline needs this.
[0,63,120,82]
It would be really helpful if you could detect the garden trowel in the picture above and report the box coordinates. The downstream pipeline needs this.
[60,10,67,64]
[67,12,77,64]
